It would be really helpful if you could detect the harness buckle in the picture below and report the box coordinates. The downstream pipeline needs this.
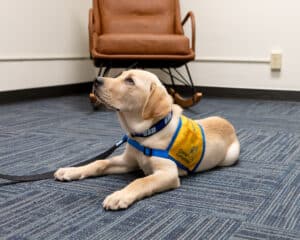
[143,147,153,156]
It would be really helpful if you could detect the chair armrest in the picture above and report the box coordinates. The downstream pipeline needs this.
[89,9,95,56]
[182,11,196,52]
[89,9,94,30]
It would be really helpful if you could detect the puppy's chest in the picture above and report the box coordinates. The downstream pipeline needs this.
[136,154,153,175]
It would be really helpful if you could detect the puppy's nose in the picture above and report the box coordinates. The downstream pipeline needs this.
[94,77,104,87]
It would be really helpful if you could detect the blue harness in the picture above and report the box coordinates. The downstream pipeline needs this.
[120,112,206,174]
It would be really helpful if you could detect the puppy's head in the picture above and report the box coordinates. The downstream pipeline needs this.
[93,70,173,120]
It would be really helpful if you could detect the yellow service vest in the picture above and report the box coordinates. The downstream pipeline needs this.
[168,115,206,172]
[127,115,206,173]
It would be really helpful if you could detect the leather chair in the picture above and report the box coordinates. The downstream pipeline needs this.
[89,0,202,107]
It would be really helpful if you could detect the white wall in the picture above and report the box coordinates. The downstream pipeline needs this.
[0,0,300,92]
[0,0,94,92]
[181,0,300,91]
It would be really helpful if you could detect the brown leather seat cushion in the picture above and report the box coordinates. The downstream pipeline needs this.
[100,0,177,34]
[96,34,190,55]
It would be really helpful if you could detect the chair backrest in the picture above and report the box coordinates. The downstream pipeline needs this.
[93,0,183,35]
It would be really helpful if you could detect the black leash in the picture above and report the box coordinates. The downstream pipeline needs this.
[0,137,127,183]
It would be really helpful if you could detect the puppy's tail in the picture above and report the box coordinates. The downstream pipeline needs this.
[219,140,240,167]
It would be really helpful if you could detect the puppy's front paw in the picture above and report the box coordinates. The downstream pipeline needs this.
[102,190,134,210]
[54,167,85,181]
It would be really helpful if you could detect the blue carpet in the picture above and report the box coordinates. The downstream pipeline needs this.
[0,95,299,239]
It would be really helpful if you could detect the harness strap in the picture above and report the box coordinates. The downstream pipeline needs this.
[127,137,194,173]
[127,138,169,159]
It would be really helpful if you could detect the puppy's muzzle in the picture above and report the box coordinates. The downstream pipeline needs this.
[92,77,120,111]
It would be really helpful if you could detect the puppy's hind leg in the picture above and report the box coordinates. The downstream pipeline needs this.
[218,140,240,167]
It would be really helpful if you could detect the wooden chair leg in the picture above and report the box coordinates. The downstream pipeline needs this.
[89,93,97,104]
[89,93,101,110]
[164,65,202,108]
[168,88,202,108]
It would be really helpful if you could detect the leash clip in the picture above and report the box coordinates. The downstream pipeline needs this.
[115,135,128,147]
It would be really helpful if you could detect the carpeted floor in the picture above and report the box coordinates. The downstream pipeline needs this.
[0,94,299,239]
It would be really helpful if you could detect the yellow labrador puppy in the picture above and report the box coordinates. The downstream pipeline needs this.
[54,70,240,210]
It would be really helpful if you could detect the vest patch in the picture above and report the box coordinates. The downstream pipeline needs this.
[168,116,205,172]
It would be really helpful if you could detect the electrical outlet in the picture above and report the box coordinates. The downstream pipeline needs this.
[271,51,282,71]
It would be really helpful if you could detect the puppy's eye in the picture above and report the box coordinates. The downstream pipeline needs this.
[124,77,135,85]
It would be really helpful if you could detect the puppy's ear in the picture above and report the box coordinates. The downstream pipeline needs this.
[142,83,172,120]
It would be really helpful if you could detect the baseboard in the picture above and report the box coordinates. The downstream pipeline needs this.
[168,85,300,102]
[0,82,92,104]
[1,83,299,104]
